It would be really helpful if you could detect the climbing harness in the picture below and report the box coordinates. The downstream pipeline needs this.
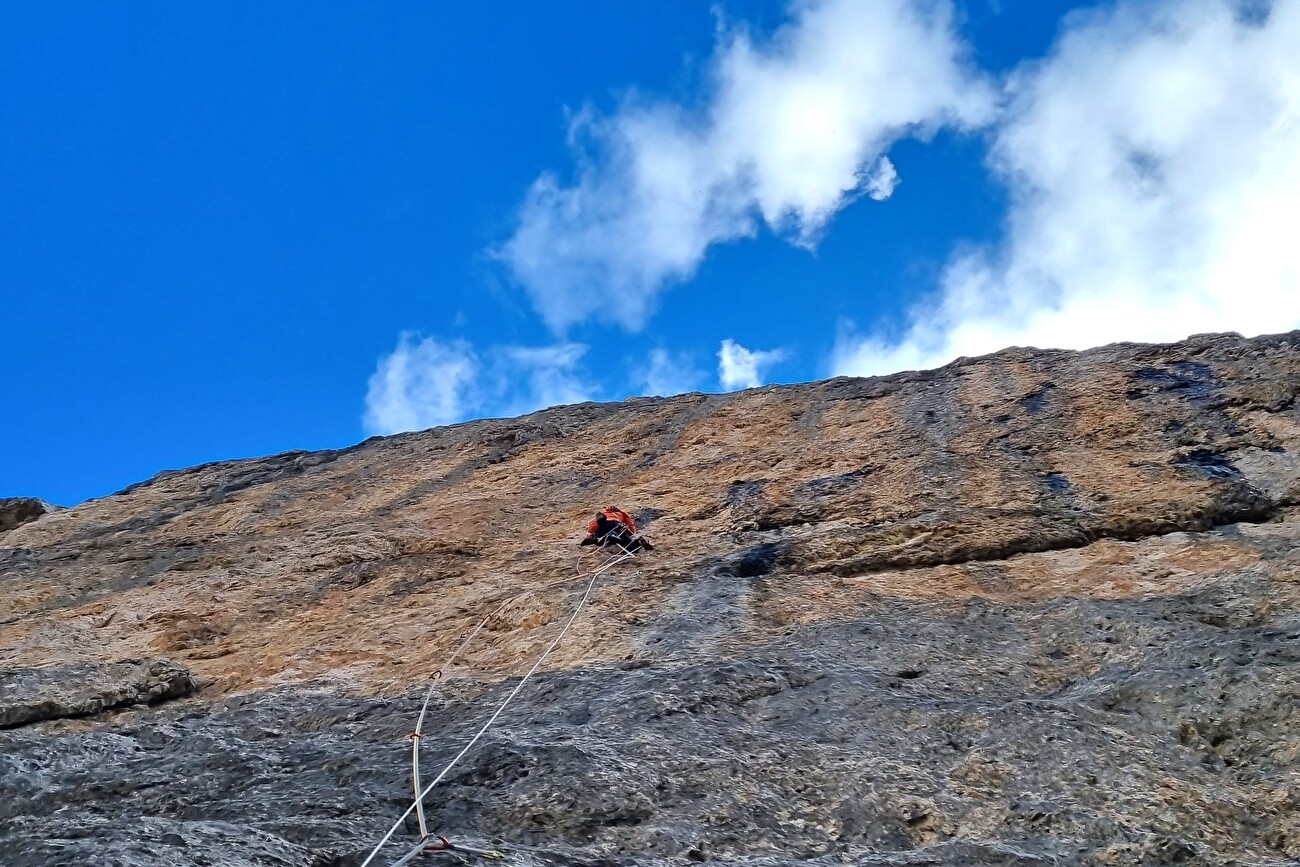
[361,543,638,867]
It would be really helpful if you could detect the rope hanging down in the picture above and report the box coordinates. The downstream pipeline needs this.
[361,545,637,867]
[408,595,513,841]
[408,548,628,840]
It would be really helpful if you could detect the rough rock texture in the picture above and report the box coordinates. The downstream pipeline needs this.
[0,658,197,727]
[2,331,1299,867]
[0,497,57,534]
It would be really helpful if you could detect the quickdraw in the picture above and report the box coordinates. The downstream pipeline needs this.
[422,837,504,861]
[360,545,637,867]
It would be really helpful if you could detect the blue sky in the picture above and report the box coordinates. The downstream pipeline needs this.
[4,1,1298,505]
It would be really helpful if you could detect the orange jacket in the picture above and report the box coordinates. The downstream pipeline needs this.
[587,508,635,535]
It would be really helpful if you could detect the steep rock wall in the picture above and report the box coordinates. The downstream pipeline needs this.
[1,331,1298,866]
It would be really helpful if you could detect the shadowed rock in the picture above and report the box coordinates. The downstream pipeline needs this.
[0,498,57,534]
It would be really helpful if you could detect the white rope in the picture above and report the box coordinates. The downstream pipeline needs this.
[409,547,630,838]
[388,841,430,867]
[362,548,635,867]
[410,600,504,839]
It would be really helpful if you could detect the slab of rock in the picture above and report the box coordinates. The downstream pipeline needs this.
[0,658,198,728]
[0,497,56,534]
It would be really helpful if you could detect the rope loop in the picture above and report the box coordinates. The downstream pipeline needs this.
[361,547,636,867]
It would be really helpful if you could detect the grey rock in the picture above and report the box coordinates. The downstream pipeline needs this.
[0,497,57,533]
[0,658,198,728]
[1,571,1298,866]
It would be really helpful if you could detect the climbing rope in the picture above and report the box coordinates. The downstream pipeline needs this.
[361,544,637,867]
[407,545,631,839]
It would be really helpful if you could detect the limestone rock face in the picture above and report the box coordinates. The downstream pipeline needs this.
[0,497,57,534]
[1,331,1299,867]
[0,658,197,727]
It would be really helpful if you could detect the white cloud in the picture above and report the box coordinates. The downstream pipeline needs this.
[495,344,594,417]
[640,348,706,397]
[363,333,478,436]
[363,335,596,436]
[718,339,786,391]
[836,0,1300,376]
[863,155,900,201]
[501,0,994,332]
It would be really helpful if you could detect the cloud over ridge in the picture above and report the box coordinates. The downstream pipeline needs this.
[718,339,786,391]
[836,0,1300,376]
[363,334,595,436]
[368,0,1300,437]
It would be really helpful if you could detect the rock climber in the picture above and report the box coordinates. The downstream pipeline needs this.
[580,506,654,552]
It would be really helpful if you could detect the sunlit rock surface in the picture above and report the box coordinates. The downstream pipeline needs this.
[2,331,1298,866]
